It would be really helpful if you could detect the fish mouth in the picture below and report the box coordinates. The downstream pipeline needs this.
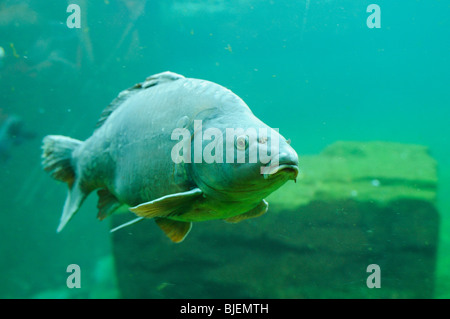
[262,164,299,181]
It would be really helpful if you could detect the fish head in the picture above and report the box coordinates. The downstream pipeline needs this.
[189,116,299,202]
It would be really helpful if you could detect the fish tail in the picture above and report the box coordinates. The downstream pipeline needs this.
[41,135,81,185]
[41,135,86,232]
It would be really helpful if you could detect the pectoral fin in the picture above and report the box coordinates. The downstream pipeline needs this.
[225,200,269,223]
[154,218,192,243]
[129,188,203,218]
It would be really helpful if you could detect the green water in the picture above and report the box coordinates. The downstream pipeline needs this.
[0,0,449,298]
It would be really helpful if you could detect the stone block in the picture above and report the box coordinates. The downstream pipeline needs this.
[110,141,439,298]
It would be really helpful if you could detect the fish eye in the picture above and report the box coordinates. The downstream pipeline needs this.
[235,135,249,150]
[258,136,268,144]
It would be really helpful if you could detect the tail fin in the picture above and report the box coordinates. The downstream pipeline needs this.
[41,135,86,232]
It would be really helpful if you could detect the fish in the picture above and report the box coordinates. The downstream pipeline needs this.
[41,71,299,243]
[0,114,35,161]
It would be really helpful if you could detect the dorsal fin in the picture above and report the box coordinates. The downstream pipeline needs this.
[95,71,185,128]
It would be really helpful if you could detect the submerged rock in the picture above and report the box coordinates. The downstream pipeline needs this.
[110,141,439,298]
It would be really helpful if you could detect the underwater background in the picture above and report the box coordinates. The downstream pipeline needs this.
[0,0,449,298]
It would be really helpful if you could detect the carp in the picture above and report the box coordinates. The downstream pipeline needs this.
[41,72,298,242]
